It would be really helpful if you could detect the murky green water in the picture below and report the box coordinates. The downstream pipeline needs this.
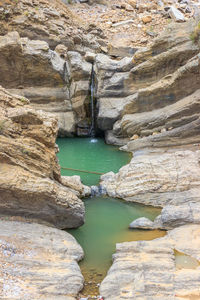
[69,197,163,273]
[57,137,164,297]
[56,137,131,186]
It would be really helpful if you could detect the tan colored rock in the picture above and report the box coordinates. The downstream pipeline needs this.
[100,148,200,207]
[128,0,137,8]
[100,224,200,300]
[161,128,167,133]
[124,3,134,11]
[0,220,84,300]
[0,86,85,229]
[142,15,152,24]
[152,131,159,135]
[55,43,68,58]
[130,134,139,140]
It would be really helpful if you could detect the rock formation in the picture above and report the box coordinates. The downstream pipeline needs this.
[100,147,200,207]
[0,220,84,299]
[1,0,200,298]
[100,224,200,300]
[0,86,85,229]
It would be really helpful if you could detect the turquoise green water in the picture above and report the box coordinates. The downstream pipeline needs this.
[57,137,164,297]
[56,137,131,186]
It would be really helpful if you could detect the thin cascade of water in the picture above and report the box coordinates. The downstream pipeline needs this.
[90,63,95,138]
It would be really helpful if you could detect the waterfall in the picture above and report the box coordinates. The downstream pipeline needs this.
[90,63,95,137]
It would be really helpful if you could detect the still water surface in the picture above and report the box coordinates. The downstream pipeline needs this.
[57,137,165,297]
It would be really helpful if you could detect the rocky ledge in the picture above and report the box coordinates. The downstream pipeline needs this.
[100,224,200,300]
[0,86,85,229]
[100,147,200,208]
[0,220,84,300]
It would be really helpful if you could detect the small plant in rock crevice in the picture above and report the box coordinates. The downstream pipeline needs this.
[0,120,7,134]
[19,97,27,104]
[190,21,200,43]
[21,148,30,155]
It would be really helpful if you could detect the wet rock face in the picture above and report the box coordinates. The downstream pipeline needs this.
[0,220,84,300]
[100,224,200,300]
[0,86,85,229]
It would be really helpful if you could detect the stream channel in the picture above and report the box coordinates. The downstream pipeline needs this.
[57,137,165,298]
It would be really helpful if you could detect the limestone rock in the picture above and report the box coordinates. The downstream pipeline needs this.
[106,20,200,146]
[129,217,154,229]
[130,134,139,140]
[55,43,68,59]
[100,238,175,300]
[0,86,85,229]
[100,224,200,300]
[140,202,200,230]
[128,0,137,8]
[85,51,96,63]
[142,15,152,24]
[169,6,186,22]
[0,220,84,300]
[100,148,200,207]
[105,130,130,146]
[61,175,91,197]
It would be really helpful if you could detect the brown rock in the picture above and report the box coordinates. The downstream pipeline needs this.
[142,15,152,24]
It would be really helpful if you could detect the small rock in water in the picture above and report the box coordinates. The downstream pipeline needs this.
[91,185,100,196]
[129,217,154,229]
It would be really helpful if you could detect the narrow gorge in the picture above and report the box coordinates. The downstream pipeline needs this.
[1,0,200,299]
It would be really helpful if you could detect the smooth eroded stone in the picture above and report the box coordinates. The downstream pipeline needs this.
[129,217,154,229]
[0,220,84,300]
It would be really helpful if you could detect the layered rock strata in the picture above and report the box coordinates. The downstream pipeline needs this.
[0,0,103,51]
[0,31,95,136]
[96,20,200,147]
[100,224,200,300]
[100,147,200,207]
[0,220,84,300]
[0,86,84,229]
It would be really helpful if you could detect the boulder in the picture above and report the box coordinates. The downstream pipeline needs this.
[129,217,154,229]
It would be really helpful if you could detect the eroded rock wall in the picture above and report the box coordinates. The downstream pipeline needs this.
[0,86,85,229]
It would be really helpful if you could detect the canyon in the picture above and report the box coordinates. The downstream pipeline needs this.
[1,0,200,299]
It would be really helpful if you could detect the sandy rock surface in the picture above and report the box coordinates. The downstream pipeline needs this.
[0,220,84,300]
[100,224,200,300]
